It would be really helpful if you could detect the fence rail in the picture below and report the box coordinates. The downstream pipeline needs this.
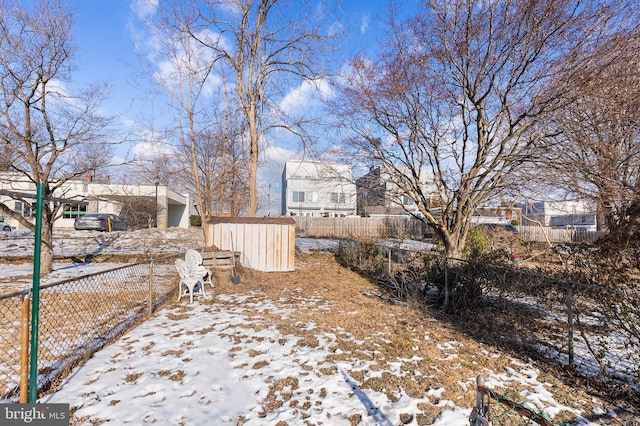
[0,255,180,401]
[294,217,603,243]
[517,225,602,243]
[294,216,429,240]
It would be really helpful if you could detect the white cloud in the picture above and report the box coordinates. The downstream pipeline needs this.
[43,79,78,107]
[152,29,226,98]
[128,0,161,64]
[259,145,298,184]
[278,78,333,116]
[132,141,174,158]
[218,1,242,16]
[360,15,370,34]
[256,145,299,216]
[131,130,174,159]
[130,0,158,20]
[121,118,136,128]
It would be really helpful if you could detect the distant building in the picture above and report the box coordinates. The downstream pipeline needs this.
[0,172,191,230]
[520,200,596,231]
[471,206,523,225]
[281,160,357,217]
[355,165,438,217]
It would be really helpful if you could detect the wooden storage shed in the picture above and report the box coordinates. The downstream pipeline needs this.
[205,217,296,272]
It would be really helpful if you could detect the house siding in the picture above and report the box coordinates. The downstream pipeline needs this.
[0,172,190,230]
[281,160,357,217]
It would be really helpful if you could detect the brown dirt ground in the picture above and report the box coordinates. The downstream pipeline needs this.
[211,252,638,425]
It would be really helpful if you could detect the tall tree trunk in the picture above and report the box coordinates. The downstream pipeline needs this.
[248,104,259,217]
[39,221,54,275]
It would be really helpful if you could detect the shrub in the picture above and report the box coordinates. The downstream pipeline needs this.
[465,228,488,258]
[190,215,202,227]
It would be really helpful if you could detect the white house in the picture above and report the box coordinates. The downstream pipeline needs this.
[355,165,439,217]
[520,200,597,231]
[0,172,191,230]
[281,160,357,217]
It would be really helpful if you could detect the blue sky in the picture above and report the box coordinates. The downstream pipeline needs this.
[68,0,402,213]
[72,2,139,116]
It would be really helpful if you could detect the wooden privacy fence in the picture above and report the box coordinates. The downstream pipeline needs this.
[294,216,429,240]
[295,217,603,243]
[517,226,602,243]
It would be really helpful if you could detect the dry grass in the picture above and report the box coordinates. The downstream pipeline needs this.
[209,253,635,425]
[4,249,633,424]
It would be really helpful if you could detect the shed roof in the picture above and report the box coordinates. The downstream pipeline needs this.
[206,216,295,225]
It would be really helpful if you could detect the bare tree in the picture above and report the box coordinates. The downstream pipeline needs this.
[177,124,250,217]
[0,136,17,170]
[545,30,640,235]
[74,143,115,177]
[137,6,216,240]
[181,0,336,216]
[0,0,118,274]
[334,0,631,258]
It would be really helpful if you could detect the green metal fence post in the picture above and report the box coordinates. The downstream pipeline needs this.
[28,182,44,402]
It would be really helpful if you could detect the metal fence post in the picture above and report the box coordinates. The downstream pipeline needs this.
[471,374,492,425]
[566,280,574,366]
[20,293,31,403]
[148,260,154,317]
[444,256,450,312]
[29,181,44,403]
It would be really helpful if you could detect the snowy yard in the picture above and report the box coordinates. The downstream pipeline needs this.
[41,272,607,426]
[1,229,639,424]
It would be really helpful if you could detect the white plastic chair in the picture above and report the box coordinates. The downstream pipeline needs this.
[175,258,206,303]
[185,249,214,289]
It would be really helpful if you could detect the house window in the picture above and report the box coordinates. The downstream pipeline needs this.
[63,203,87,219]
[402,196,415,206]
[330,193,346,204]
[293,191,305,202]
[14,201,34,218]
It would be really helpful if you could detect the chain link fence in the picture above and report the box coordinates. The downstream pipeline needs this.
[336,240,640,409]
[0,255,180,401]
[470,374,556,426]
[0,292,27,400]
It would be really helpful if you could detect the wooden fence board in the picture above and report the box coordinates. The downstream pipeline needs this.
[294,218,603,243]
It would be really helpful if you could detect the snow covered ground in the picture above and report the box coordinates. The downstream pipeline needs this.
[39,291,607,426]
[0,227,204,294]
[0,227,203,258]
[2,229,639,424]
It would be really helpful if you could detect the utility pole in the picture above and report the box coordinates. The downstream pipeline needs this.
[155,181,159,227]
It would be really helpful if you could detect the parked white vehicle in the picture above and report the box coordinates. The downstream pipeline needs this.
[0,221,13,232]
